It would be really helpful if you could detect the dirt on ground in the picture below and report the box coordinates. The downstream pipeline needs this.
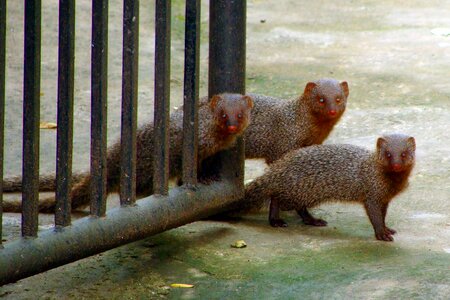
[1,0,450,299]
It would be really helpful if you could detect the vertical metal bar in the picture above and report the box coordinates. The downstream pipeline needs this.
[153,0,171,196]
[182,0,200,186]
[22,0,41,237]
[208,0,246,184]
[120,0,139,206]
[55,0,75,227]
[90,0,108,216]
[209,0,246,97]
[0,0,6,245]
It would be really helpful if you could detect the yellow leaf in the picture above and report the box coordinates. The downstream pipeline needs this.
[231,240,247,248]
[39,122,57,129]
[170,283,194,288]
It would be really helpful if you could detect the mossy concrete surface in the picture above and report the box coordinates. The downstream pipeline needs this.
[1,0,450,299]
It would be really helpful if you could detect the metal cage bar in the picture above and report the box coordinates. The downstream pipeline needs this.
[153,0,171,196]
[182,0,201,186]
[0,0,248,285]
[55,0,76,227]
[0,0,6,245]
[207,0,247,185]
[22,0,42,237]
[90,0,108,217]
[120,0,139,206]
[0,180,241,285]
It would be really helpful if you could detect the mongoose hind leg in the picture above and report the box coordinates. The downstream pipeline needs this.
[297,208,328,226]
[269,197,288,227]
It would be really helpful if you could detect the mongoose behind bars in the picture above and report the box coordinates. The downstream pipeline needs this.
[240,134,416,241]
[245,78,349,163]
[2,93,254,212]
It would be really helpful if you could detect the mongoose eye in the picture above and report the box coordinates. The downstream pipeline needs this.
[237,113,243,119]
[386,151,392,158]
[401,152,407,158]
[318,98,325,104]
[336,98,341,103]
[221,113,227,119]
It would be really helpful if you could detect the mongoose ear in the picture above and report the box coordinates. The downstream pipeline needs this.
[407,137,416,151]
[376,137,387,150]
[340,81,349,98]
[209,95,222,110]
[304,82,317,97]
[243,95,254,109]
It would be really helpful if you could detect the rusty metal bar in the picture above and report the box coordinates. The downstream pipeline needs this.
[182,0,200,186]
[0,0,5,245]
[55,0,75,227]
[209,0,246,101]
[153,0,171,195]
[22,0,41,237]
[120,0,139,206]
[90,0,108,216]
[0,180,241,285]
[207,0,247,185]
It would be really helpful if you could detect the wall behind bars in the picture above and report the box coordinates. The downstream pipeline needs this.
[4,0,210,178]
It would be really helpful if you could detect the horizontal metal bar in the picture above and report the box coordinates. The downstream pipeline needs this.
[55,0,75,227]
[22,0,41,237]
[0,0,6,245]
[90,0,108,217]
[0,180,242,285]
[182,0,200,186]
[120,0,139,206]
[153,0,171,195]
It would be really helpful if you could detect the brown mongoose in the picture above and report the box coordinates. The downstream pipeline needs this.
[239,134,416,242]
[2,93,254,212]
[244,78,349,164]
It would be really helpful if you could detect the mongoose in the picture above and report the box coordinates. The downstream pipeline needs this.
[2,93,254,212]
[245,78,349,163]
[240,134,416,242]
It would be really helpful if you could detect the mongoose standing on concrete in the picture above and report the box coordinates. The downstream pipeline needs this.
[241,134,416,241]
[245,78,349,164]
[2,93,254,212]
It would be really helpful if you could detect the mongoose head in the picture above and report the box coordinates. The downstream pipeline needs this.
[376,134,416,173]
[210,93,254,136]
[303,78,349,121]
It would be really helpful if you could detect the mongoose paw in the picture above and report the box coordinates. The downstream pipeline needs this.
[182,183,199,191]
[303,218,328,227]
[198,174,221,185]
[270,218,288,227]
[385,227,397,235]
[375,232,394,242]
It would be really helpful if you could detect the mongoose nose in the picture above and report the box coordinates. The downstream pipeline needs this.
[227,125,238,133]
[328,110,337,117]
[392,163,402,172]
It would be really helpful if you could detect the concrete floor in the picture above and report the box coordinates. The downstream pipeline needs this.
[1,0,450,299]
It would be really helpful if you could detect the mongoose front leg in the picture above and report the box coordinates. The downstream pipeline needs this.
[297,208,328,226]
[365,200,393,241]
[269,197,287,227]
[381,202,396,235]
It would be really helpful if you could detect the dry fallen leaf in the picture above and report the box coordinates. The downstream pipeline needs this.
[170,283,194,288]
[39,122,57,129]
[231,240,247,248]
